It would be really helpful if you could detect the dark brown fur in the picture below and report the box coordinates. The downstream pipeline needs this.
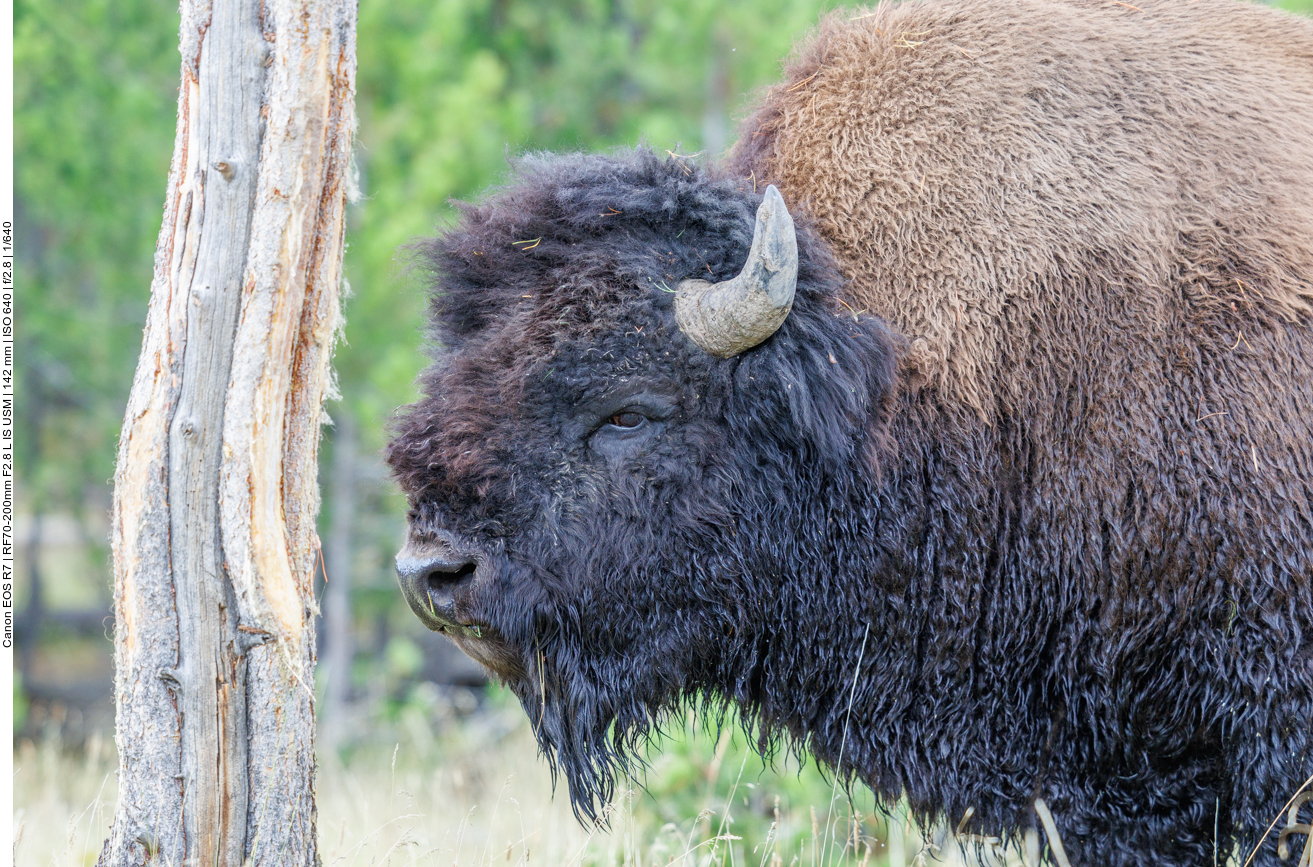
[726,1,1313,859]
[389,2,1313,864]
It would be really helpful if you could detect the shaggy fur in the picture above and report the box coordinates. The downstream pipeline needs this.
[388,2,1313,865]
[733,0,1313,414]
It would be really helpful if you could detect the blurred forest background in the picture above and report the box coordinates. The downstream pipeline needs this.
[14,0,1313,864]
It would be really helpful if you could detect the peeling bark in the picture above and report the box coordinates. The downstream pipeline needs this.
[103,1,356,864]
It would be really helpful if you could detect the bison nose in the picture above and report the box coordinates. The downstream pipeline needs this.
[395,548,479,633]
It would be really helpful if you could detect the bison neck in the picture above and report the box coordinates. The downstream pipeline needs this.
[737,391,1225,835]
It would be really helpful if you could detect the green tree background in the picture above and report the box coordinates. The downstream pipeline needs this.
[15,0,839,517]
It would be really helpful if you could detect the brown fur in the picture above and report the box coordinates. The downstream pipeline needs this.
[732,0,1313,414]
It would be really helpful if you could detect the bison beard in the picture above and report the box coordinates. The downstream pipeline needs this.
[386,1,1313,865]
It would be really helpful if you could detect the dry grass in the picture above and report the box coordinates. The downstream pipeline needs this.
[13,729,118,867]
[313,694,904,867]
[13,694,1040,867]
[315,716,599,867]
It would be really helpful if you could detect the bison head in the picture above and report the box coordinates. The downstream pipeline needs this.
[386,149,899,819]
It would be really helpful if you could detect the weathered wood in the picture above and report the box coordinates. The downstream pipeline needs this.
[220,3,356,858]
[168,1,265,864]
[103,0,356,864]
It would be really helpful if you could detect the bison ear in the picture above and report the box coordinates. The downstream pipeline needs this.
[727,301,899,472]
[674,185,798,358]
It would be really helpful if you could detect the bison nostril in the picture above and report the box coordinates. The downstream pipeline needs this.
[423,559,477,592]
[395,551,480,630]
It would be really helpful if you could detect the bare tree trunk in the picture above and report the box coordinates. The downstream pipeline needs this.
[320,409,356,750]
[102,0,355,864]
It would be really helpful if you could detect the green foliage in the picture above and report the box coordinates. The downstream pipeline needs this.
[633,709,887,865]
[15,0,179,513]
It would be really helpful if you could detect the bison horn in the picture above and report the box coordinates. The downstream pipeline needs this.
[674,184,798,358]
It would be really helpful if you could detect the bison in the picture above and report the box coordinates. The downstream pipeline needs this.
[385,0,1313,864]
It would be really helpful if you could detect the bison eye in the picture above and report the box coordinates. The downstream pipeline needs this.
[586,394,674,455]
[607,412,648,429]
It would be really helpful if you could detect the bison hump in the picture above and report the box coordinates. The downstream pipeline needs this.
[730,0,1313,416]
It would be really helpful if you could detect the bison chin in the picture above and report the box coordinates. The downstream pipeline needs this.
[490,586,771,824]
[509,672,780,824]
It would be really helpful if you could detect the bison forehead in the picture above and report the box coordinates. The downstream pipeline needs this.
[386,305,716,512]
[389,147,898,523]
[411,150,764,349]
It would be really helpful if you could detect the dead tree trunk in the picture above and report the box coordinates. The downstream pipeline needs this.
[103,0,355,864]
